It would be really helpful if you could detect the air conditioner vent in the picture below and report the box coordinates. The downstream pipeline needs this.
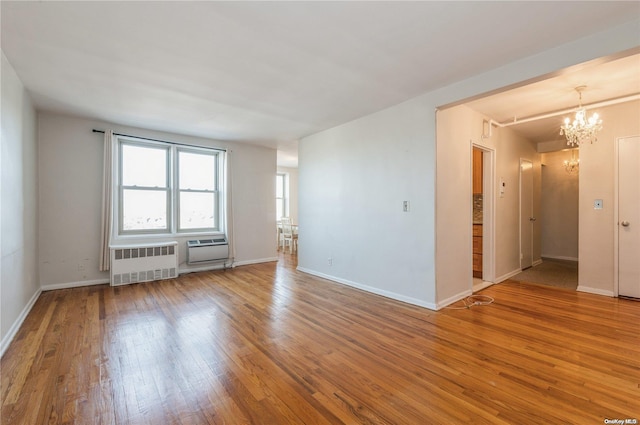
[187,237,229,264]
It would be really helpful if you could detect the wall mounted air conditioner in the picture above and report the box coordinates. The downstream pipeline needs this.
[187,237,229,264]
[110,241,178,286]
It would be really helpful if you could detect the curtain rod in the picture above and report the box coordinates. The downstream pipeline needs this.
[92,129,227,152]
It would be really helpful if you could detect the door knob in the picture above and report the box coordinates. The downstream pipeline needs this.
[529,217,536,222]
[621,221,630,227]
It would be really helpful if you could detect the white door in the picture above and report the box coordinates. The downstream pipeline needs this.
[618,136,640,298]
[520,159,534,269]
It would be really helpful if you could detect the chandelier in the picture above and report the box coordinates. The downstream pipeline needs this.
[560,86,603,146]
[563,149,579,174]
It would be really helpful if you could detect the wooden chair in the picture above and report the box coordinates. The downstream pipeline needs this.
[277,218,285,250]
[280,217,298,254]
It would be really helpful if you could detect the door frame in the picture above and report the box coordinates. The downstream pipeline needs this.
[613,135,640,297]
[471,143,495,284]
[519,158,534,270]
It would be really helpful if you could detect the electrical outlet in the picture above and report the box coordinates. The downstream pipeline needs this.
[327,257,332,266]
[403,201,410,212]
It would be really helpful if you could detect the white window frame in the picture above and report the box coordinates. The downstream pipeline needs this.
[114,136,225,238]
[276,172,289,221]
[176,146,220,233]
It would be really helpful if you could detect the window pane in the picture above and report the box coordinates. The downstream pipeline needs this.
[276,174,284,198]
[276,202,283,221]
[122,190,167,231]
[180,192,216,230]
[179,151,216,190]
[122,144,167,187]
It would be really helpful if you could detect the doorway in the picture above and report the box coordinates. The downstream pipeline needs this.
[472,145,495,292]
[520,159,534,270]
[511,151,580,290]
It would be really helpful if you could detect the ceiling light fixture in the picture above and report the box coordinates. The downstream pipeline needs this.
[560,86,603,146]
[563,149,579,174]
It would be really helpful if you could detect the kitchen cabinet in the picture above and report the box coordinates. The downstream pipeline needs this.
[473,148,483,195]
[473,224,482,278]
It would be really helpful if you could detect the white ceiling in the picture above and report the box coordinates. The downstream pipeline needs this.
[465,53,640,145]
[2,1,639,166]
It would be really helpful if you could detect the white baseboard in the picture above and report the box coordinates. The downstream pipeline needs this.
[577,285,614,297]
[40,258,279,290]
[234,257,278,267]
[179,257,278,274]
[436,289,473,310]
[41,278,109,291]
[495,268,522,283]
[542,255,579,262]
[296,267,437,311]
[532,259,543,267]
[473,280,495,292]
[179,261,233,274]
[1,288,42,358]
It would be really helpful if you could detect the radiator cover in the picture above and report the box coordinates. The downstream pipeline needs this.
[110,241,178,286]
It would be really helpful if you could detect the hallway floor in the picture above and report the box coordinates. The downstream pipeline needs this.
[510,258,578,290]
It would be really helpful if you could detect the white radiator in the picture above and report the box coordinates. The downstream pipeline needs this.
[110,241,178,286]
[187,237,229,264]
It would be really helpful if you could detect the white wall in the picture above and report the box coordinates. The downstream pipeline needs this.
[435,105,476,305]
[298,20,638,309]
[298,96,436,308]
[578,100,640,295]
[541,150,579,261]
[37,112,277,289]
[1,52,39,353]
[277,166,298,224]
[437,104,541,304]
[493,124,542,279]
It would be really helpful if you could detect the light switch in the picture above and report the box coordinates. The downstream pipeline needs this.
[403,201,410,212]
[594,199,603,209]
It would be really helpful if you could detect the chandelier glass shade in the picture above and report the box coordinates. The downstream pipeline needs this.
[560,86,603,146]
[563,149,579,174]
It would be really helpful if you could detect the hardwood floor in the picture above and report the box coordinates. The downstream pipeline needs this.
[2,253,639,424]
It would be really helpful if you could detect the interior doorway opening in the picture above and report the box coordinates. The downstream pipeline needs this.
[472,145,495,293]
[511,150,579,290]
[520,159,535,270]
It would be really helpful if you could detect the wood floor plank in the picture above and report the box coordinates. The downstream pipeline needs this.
[2,253,639,424]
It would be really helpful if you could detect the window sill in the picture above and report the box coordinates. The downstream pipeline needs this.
[112,231,225,243]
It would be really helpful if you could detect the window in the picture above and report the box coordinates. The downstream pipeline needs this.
[120,143,170,232]
[116,137,224,236]
[276,173,287,220]
[178,149,218,231]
